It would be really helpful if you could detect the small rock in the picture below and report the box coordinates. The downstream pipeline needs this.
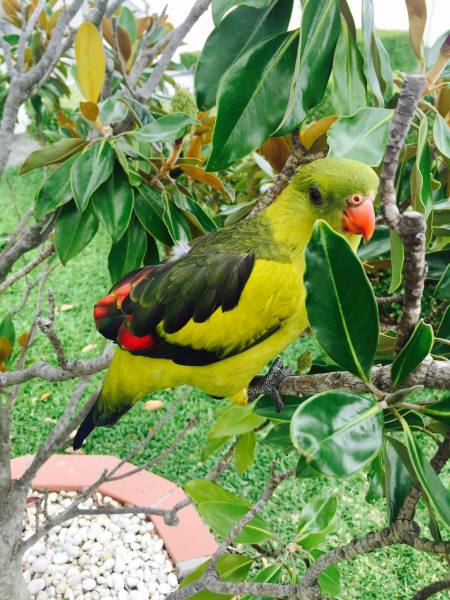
[52,551,68,565]
[81,577,96,591]
[28,578,45,594]
[103,558,115,571]
[31,557,48,573]
[127,575,139,588]
[167,572,178,587]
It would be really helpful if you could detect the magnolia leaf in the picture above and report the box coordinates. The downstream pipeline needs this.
[304,221,379,380]
[290,391,383,477]
[328,108,393,166]
[80,100,100,123]
[75,22,106,102]
[405,0,427,61]
[55,201,99,265]
[391,320,434,386]
[301,116,337,150]
[20,139,87,174]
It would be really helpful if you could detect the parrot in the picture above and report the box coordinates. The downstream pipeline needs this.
[73,156,378,449]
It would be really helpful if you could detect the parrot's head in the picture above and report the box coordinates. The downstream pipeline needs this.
[286,156,378,244]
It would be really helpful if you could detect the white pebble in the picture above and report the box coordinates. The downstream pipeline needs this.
[28,578,45,594]
[82,577,96,591]
[22,489,178,599]
[31,557,48,573]
[53,551,68,565]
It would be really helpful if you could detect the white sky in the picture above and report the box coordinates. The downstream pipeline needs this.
[142,0,449,51]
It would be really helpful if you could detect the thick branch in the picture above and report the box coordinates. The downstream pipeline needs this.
[280,358,450,396]
[137,0,212,100]
[380,75,425,230]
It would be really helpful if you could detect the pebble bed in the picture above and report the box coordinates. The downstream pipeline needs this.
[22,490,179,600]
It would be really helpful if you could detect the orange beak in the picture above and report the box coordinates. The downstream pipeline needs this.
[342,194,376,242]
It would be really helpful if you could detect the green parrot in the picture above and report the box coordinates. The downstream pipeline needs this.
[73,156,377,449]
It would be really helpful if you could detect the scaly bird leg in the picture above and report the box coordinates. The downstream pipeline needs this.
[248,357,291,412]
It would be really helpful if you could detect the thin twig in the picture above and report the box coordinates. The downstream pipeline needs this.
[137,0,212,100]
[0,244,54,296]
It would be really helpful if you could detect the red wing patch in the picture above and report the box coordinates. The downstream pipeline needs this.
[117,323,155,352]
[93,266,153,342]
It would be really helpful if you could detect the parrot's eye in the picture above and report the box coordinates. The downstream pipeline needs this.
[309,186,323,206]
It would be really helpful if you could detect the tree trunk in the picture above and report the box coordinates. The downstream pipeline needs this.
[0,79,24,178]
[0,485,30,600]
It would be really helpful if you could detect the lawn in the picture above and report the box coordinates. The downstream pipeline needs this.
[1,166,448,599]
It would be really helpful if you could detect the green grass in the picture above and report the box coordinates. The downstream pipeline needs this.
[1,167,449,600]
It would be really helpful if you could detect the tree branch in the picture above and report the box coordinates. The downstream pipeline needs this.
[0,243,54,296]
[379,74,427,349]
[137,0,212,101]
[250,134,325,216]
[411,578,450,600]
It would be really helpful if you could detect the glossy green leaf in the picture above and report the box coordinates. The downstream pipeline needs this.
[71,142,115,212]
[92,163,134,243]
[427,250,450,279]
[99,98,128,125]
[108,216,147,283]
[196,0,292,109]
[384,410,424,432]
[180,553,254,600]
[119,96,155,126]
[202,433,231,462]
[296,495,337,550]
[212,0,272,24]
[55,201,99,265]
[433,113,450,158]
[199,501,274,543]
[384,438,413,523]
[235,431,256,474]
[401,419,450,530]
[143,235,160,265]
[263,423,292,449]
[241,564,283,600]
[172,191,219,233]
[328,107,393,166]
[209,404,265,438]
[20,138,88,174]
[411,115,433,217]
[34,154,78,221]
[330,20,367,116]
[361,0,393,104]
[254,394,304,422]
[296,456,322,479]
[290,391,383,477]
[365,455,383,503]
[357,225,390,260]
[135,188,173,246]
[391,320,434,386]
[117,6,137,41]
[207,30,299,171]
[388,229,404,293]
[162,207,191,245]
[132,113,199,143]
[278,0,340,134]
[435,264,450,301]
[433,306,450,356]
[421,396,450,426]
[185,480,274,544]
[0,313,15,346]
[311,550,341,598]
[304,221,379,380]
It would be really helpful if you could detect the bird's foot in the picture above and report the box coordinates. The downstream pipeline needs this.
[248,357,291,412]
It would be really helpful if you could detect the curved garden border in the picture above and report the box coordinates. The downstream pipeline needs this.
[12,454,218,577]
